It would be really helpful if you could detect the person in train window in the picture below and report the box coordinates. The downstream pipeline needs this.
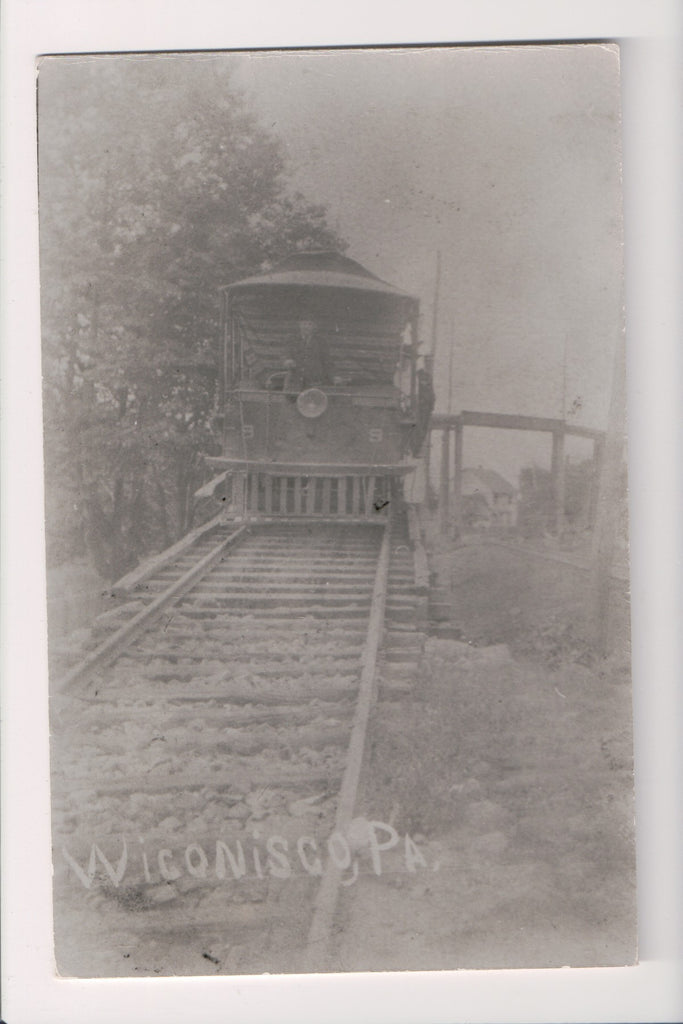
[284,316,334,390]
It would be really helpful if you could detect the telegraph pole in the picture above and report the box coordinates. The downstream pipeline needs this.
[590,333,627,654]
[430,250,441,361]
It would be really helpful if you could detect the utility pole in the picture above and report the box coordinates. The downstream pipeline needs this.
[430,251,443,528]
[446,315,463,535]
[553,333,568,538]
[439,426,451,534]
[590,333,627,655]
[430,250,441,361]
[447,313,455,416]
[551,428,566,538]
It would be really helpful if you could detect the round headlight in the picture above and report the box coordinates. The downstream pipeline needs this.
[296,387,328,419]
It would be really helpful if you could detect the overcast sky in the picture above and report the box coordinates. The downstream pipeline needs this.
[43,44,624,480]
[232,44,623,476]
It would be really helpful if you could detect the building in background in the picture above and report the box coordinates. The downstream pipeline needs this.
[461,466,517,529]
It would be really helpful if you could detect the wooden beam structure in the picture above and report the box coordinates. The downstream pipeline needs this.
[430,409,604,441]
[429,409,605,536]
[205,456,417,476]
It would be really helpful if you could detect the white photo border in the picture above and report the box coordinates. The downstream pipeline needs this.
[2,2,681,1022]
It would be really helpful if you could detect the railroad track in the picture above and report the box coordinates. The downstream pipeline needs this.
[50,512,425,976]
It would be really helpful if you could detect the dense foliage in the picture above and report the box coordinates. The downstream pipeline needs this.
[517,460,593,538]
[39,56,343,579]
[516,457,628,541]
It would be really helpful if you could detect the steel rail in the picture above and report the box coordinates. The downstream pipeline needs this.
[54,518,395,973]
[110,511,230,595]
[306,517,391,966]
[56,525,247,691]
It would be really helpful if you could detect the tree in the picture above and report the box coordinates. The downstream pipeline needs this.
[39,56,344,579]
[517,465,554,538]
[517,458,600,539]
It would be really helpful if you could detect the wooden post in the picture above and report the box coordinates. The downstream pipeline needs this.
[305,477,316,514]
[439,427,450,533]
[249,471,259,513]
[409,310,419,410]
[430,251,441,360]
[232,472,246,516]
[321,477,332,515]
[590,336,627,655]
[551,429,566,537]
[220,294,230,430]
[363,476,375,516]
[452,419,463,533]
[352,475,361,515]
[447,314,455,414]
[588,436,605,529]
[423,429,432,505]
[337,476,347,515]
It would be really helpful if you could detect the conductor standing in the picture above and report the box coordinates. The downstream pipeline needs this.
[284,316,333,390]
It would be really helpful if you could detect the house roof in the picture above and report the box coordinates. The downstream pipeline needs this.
[462,467,516,496]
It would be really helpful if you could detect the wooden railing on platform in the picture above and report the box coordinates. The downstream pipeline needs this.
[237,472,390,518]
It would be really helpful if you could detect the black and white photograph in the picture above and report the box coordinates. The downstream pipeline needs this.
[35,43,641,980]
[36,43,638,979]
[5,0,683,1017]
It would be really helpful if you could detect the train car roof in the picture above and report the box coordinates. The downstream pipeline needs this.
[222,251,418,304]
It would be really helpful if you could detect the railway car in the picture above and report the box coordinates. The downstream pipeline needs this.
[204,250,432,519]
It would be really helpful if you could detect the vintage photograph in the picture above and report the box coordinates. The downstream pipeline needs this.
[39,44,635,977]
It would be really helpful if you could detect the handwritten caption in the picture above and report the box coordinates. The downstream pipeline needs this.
[62,819,428,890]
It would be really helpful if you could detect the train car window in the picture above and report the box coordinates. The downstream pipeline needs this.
[227,276,412,391]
